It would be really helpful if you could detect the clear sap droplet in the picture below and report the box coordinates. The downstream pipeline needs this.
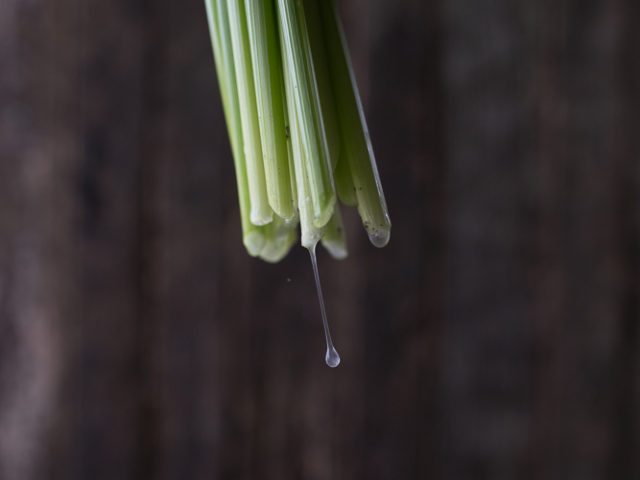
[325,345,341,368]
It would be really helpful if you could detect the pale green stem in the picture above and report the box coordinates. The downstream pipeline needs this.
[245,0,295,221]
[334,151,357,206]
[321,204,348,259]
[227,0,273,226]
[276,0,336,228]
[206,0,265,255]
[302,0,340,173]
[259,216,299,262]
[319,0,391,247]
[282,48,323,248]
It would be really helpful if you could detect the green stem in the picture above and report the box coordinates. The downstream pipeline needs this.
[276,0,336,228]
[302,0,340,174]
[334,151,357,206]
[259,216,298,262]
[321,204,348,259]
[227,0,273,226]
[245,0,295,221]
[282,48,323,248]
[319,0,391,247]
[206,0,265,255]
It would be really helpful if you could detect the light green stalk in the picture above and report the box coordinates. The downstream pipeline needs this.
[245,0,295,221]
[206,0,264,255]
[276,0,336,228]
[259,216,299,262]
[226,0,273,226]
[334,153,357,206]
[282,51,323,248]
[302,0,340,173]
[321,205,348,259]
[319,0,391,247]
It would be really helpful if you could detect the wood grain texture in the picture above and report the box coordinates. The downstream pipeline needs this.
[0,0,638,479]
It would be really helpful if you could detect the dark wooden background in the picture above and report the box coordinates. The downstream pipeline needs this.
[0,0,638,479]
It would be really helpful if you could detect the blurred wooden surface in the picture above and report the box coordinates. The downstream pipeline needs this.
[0,0,638,479]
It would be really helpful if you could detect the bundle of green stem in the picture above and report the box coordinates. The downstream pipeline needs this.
[206,0,390,262]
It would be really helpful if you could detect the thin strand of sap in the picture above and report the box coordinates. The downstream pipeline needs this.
[308,245,341,368]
